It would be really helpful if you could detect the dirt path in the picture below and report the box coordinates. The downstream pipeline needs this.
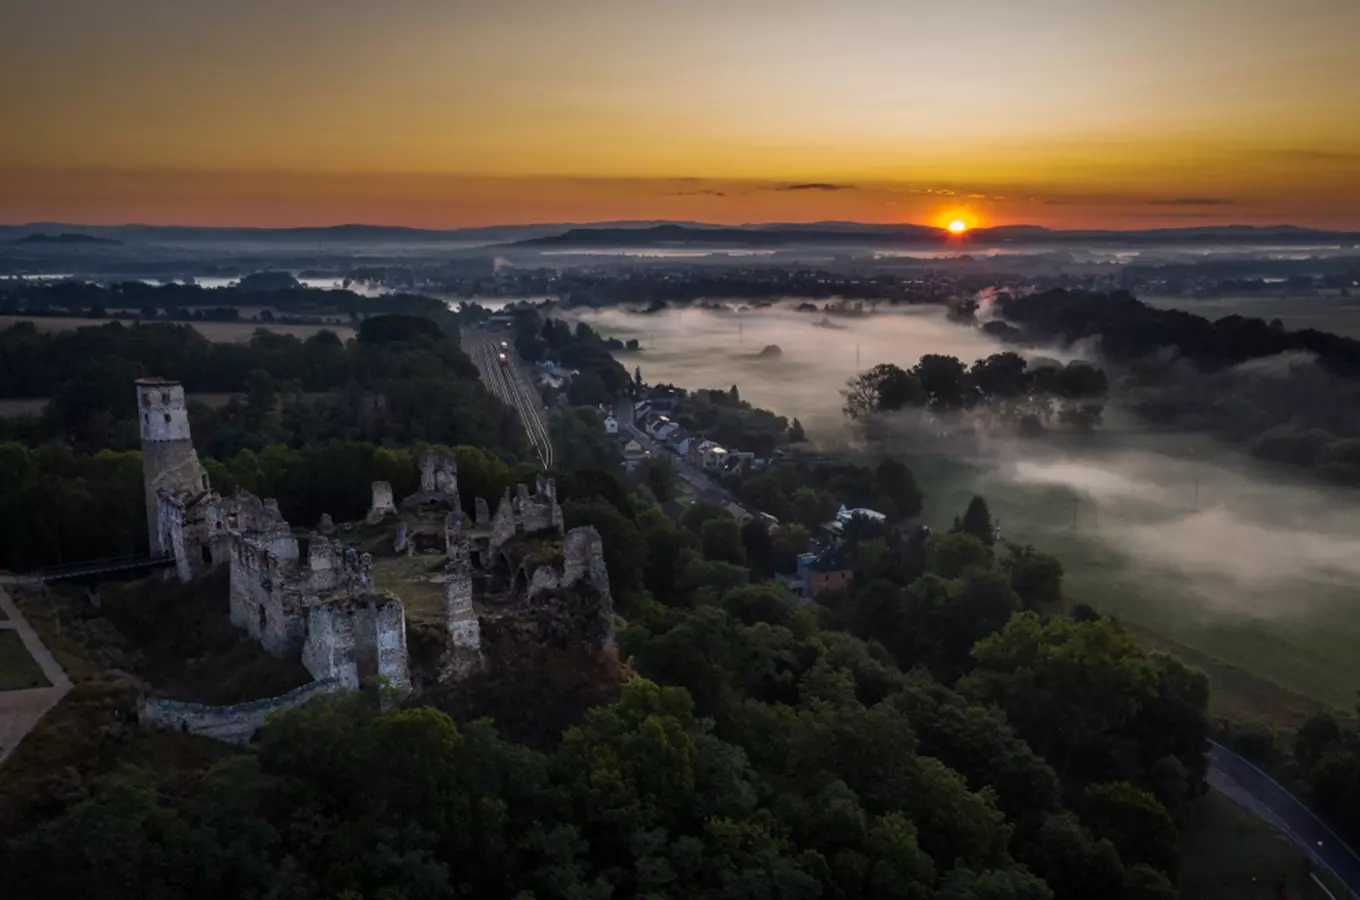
[0,581,72,766]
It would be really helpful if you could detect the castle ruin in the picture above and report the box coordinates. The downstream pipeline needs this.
[136,378,613,740]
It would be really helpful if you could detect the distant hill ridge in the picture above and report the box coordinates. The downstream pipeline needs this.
[2,221,1356,248]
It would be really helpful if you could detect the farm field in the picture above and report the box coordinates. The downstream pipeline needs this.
[0,315,355,343]
[1141,293,1360,340]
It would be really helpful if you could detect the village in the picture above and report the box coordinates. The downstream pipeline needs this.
[524,355,900,607]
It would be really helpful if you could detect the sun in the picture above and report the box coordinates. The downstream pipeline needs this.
[947,219,969,235]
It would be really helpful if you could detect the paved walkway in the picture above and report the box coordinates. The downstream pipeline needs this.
[0,581,72,766]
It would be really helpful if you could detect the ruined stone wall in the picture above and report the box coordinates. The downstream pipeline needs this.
[438,541,483,683]
[420,450,459,495]
[156,493,190,582]
[562,526,611,602]
[141,440,210,557]
[489,488,517,554]
[138,678,342,745]
[228,534,307,657]
[302,594,410,692]
[514,481,559,535]
[366,481,397,525]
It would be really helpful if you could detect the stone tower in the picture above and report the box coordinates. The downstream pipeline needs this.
[136,378,210,556]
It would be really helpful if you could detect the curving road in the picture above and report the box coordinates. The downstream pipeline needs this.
[471,337,554,468]
[1209,740,1360,898]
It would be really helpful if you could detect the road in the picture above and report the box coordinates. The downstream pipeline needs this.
[470,337,554,468]
[1209,740,1360,898]
[0,580,72,766]
[617,397,731,501]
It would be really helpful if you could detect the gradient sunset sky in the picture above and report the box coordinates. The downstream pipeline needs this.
[3,0,1358,229]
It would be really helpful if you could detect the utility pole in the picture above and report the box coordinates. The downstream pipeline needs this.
[856,342,861,366]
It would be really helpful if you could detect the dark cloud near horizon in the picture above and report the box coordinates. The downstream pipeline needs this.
[1146,197,1236,207]
[775,183,857,192]
[668,189,727,197]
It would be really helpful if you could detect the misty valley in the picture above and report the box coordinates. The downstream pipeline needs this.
[3,231,1360,900]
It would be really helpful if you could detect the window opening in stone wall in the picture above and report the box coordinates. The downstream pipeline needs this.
[164,413,171,424]
[258,604,267,634]
[201,543,212,566]
[161,392,169,404]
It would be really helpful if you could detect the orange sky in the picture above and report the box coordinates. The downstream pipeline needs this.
[2,0,1358,229]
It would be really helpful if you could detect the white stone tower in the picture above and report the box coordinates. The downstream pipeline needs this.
[136,378,210,556]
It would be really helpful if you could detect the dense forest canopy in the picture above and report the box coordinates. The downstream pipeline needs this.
[2,455,1209,900]
[0,279,450,319]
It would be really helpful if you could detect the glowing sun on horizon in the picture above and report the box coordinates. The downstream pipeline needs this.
[948,219,969,234]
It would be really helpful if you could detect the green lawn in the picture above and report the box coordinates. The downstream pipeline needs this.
[910,454,1360,712]
[1179,790,1344,900]
[0,630,49,690]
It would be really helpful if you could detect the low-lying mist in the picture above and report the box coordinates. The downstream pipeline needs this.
[568,304,1360,704]
[569,304,1016,437]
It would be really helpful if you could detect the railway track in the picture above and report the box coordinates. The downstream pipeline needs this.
[476,340,554,468]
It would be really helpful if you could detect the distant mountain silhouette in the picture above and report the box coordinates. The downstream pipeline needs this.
[14,232,121,245]
[516,223,1359,248]
[2,221,1355,249]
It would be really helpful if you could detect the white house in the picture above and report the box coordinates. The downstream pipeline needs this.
[603,415,619,435]
[676,437,695,457]
[702,445,729,470]
[835,505,887,525]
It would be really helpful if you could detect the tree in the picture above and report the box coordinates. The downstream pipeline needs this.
[958,496,996,546]
[641,455,677,502]
[1294,713,1344,770]
[962,614,1208,800]
[876,458,923,520]
[740,519,777,578]
[843,364,921,419]
[788,418,807,443]
[790,486,837,528]
[681,500,730,533]
[1002,544,1064,609]
[911,355,970,411]
[702,517,746,566]
[1080,782,1179,878]
[924,533,992,579]
[244,368,277,422]
[970,353,1030,401]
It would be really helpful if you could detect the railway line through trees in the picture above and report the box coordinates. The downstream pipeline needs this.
[471,337,554,468]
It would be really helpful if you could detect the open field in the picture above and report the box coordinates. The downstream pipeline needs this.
[1179,789,1346,900]
[0,315,355,343]
[912,453,1360,712]
[0,631,49,691]
[1143,293,1360,340]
